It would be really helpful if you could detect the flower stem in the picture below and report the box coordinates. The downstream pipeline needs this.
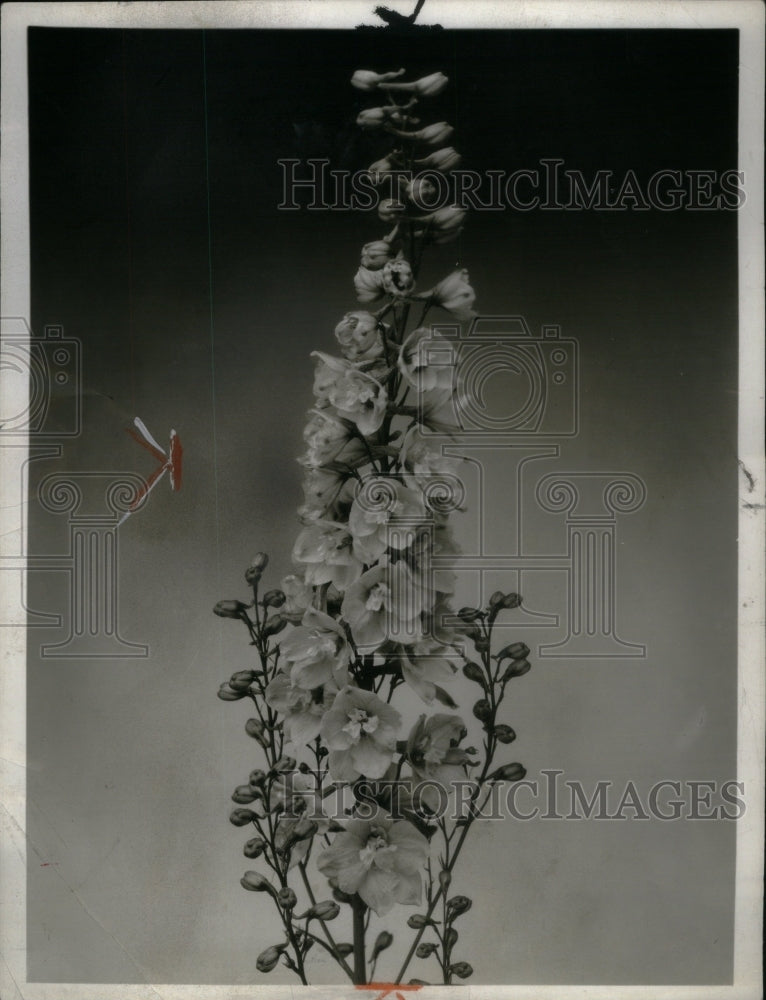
[352,895,367,984]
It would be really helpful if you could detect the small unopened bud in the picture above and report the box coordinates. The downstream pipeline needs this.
[488,591,505,607]
[447,895,473,916]
[501,592,522,609]
[357,107,388,129]
[415,121,454,146]
[474,637,490,654]
[372,931,393,959]
[351,68,406,92]
[462,661,486,685]
[336,942,354,957]
[308,900,340,921]
[217,683,246,701]
[262,614,287,637]
[502,659,531,681]
[407,913,435,929]
[245,719,269,746]
[229,669,256,691]
[496,642,530,661]
[230,808,257,827]
[245,552,269,584]
[255,944,284,973]
[214,600,248,620]
[472,699,492,722]
[243,837,266,858]
[232,784,258,805]
[416,942,438,958]
[445,927,458,948]
[450,961,474,979]
[489,762,527,782]
[240,870,274,892]
[273,756,296,773]
[413,72,449,97]
[248,769,267,787]
[261,589,285,608]
[360,239,393,270]
[493,724,516,744]
[415,147,461,171]
[438,870,452,892]
[277,887,297,909]
[285,818,318,848]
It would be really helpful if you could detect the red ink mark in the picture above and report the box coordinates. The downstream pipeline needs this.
[122,418,183,522]
[40,862,59,867]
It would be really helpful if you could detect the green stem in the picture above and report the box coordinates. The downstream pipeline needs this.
[352,895,367,984]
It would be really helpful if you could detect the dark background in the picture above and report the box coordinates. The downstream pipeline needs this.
[26,26,739,984]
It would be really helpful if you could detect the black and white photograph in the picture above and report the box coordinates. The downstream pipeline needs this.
[0,2,763,998]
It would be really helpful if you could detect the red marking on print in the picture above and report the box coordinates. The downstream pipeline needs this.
[122,418,183,521]
[355,986,422,1000]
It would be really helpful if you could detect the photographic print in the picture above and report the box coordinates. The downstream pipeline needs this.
[1,2,763,998]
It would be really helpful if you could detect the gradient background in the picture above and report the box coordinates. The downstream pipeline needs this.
[26,25,739,985]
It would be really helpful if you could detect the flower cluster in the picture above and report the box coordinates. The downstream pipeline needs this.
[214,67,530,987]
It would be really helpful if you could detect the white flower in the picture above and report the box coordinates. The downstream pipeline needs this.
[341,562,423,649]
[320,686,401,782]
[381,258,415,297]
[301,408,365,467]
[278,607,351,689]
[293,519,363,591]
[311,352,387,436]
[351,68,406,92]
[398,326,455,393]
[348,478,427,563]
[400,637,459,703]
[266,673,341,746]
[334,311,383,361]
[281,574,313,615]
[354,265,386,303]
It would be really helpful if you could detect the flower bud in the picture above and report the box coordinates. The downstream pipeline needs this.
[248,768,267,787]
[405,176,436,207]
[415,147,461,171]
[308,900,340,921]
[502,659,531,681]
[489,762,527,782]
[336,943,354,957]
[232,784,258,805]
[217,682,246,701]
[445,927,458,948]
[245,552,269,584]
[213,600,248,620]
[416,942,438,958]
[372,931,393,959]
[368,156,397,184]
[413,72,449,97]
[415,121,454,145]
[255,944,283,973]
[240,869,274,892]
[357,107,388,129]
[496,641,530,661]
[501,592,522,609]
[229,669,256,691]
[262,589,286,608]
[472,699,492,722]
[447,894,472,916]
[277,886,297,909]
[351,68,405,91]
[382,258,415,297]
[488,591,505,607]
[493,724,516,744]
[273,756,296,774]
[230,808,257,827]
[462,661,486,686]
[243,837,266,858]
[354,265,385,303]
[377,198,406,223]
[424,205,465,243]
[409,980,431,986]
[262,614,287,637]
[450,962,474,979]
[245,719,269,746]
[283,818,318,850]
[474,637,490,654]
[407,913,436,929]
[438,869,452,892]
[360,240,393,270]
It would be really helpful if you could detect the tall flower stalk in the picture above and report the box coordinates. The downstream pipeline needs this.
[214,66,530,986]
